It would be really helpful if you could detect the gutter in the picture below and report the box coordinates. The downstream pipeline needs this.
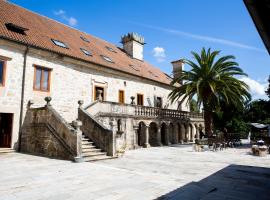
[18,45,29,152]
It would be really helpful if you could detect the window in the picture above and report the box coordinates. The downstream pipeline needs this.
[51,39,68,48]
[0,60,6,87]
[118,90,125,104]
[148,70,159,78]
[80,36,90,43]
[101,55,114,63]
[33,66,51,92]
[156,97,163,108]
[94,86,104,101]
[5,23,28,35]
[106,46,116,53]
[137,94,144,106]
[80,48,92,56]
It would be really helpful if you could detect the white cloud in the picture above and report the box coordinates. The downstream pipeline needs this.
[127,21,267,53]
[54,9,77,26]
[240,77,268,100]
[153,47,166,62]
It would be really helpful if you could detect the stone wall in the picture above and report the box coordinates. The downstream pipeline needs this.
[20,104,81,161]
[78,108,114,156]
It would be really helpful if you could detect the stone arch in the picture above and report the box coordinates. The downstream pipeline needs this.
[149,122,159,146]
[137,121,146,147]
[160,122,168,145]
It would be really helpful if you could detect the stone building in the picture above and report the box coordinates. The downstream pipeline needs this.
[0,0,204,161]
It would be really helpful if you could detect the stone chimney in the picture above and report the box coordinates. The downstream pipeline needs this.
[121,32,145,60]
[171,59,184,78]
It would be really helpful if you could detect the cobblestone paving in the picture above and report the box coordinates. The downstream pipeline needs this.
[0,145,269,200]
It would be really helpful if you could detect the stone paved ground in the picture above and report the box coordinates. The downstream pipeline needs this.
[0,145,270,200]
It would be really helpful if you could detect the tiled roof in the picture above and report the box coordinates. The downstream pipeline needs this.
[0,0,172,85]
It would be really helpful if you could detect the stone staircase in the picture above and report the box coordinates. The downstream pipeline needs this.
[0,148,15,154]
[81,134,113,162]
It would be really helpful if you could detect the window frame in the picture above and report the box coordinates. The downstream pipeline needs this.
[0,59,7,87]
[80,48,92,56]
[94,86,105,101]
[118,90,125,104]
[51,39,69,49]
[137,93,144,106]
[33,65,51,92]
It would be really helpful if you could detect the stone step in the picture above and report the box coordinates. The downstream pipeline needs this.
[82,140,94,145]
[83,154,113,162]
[82,151,106,158]
[0,148,15,154]
[82,148,102,153]
[82,145,96,149]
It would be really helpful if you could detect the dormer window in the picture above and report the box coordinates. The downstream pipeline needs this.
[80,48,92,56]
[148,70,158,78]
[80,36,90,43]
[129,64,139,72]
[106,46,117,53]
[5,23,28,35]
[101,55,113,63]
[51,39,68,48]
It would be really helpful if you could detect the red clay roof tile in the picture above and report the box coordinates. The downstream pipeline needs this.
[0,0,172,85]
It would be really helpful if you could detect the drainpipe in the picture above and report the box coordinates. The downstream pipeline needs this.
[18,46,29,152]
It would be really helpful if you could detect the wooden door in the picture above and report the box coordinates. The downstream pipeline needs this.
[0,113,13,148]
[118,90,125,104]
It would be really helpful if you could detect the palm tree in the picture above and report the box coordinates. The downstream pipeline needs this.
[169,48,251,136]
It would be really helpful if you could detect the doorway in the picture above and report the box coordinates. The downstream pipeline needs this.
[161,123,167,145]
[0,113,13,148]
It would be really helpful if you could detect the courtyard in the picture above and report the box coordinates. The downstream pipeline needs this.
[1,145,270,200]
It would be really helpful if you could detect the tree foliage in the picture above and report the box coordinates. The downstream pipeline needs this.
[169,48,251,136]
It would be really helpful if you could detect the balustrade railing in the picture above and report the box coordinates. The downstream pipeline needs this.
[87,100,203,119]
[134,105,203,119]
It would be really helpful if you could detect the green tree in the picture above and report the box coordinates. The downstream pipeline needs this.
[266,75,270,99]
[169,48,251,136]
[190,99,200,112]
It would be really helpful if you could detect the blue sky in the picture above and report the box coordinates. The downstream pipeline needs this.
[10,0,270,99]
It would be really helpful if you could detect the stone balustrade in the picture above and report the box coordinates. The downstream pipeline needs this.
[85,100,203,120]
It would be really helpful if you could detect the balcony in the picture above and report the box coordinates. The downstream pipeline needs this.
[85,100,203,120]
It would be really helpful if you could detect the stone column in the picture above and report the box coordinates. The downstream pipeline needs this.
[185,124,190,142]
[157,126,162,146]
[180,124,184,144]
[72,120,83,163]
[144,125,150,148]
[133,126,139,149]
[196,126,200,139]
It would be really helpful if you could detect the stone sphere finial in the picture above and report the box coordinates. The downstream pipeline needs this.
[72,120,82,131]
[44,96,52,106]
[78,100,84,108]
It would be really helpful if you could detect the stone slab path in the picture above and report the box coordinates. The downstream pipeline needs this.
[0,145,270,200]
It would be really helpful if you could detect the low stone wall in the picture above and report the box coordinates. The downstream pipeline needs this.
[20,104,82,161]
[78,108,114,156]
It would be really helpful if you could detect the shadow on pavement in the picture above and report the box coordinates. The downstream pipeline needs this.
[156,164,270,200]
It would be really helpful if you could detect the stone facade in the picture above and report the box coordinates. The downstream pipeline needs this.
[0,39,190,149]
[85,101,204,154]
[20,102,82,161]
